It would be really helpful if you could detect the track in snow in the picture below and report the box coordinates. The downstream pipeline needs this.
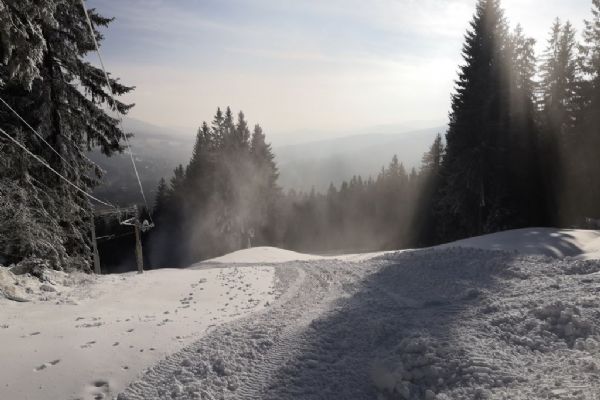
[118,248,600,400]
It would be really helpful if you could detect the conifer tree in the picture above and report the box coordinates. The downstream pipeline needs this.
[505,24,545,227]
[153,178,169,218]
[411,134,446,245]
[578,0,600,219]
[0,2,133,271]
[539,19,580,223]
[439,0,511,240]
[249,124,280,243]
[0,0,60,88]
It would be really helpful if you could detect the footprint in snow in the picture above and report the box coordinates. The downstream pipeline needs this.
[126,328,134,333]
[89,380,110,400]
[81,341,96,349]
[34,359,60,371]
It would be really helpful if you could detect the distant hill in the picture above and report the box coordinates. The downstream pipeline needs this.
[90,118,194,206]
[274,126,445,192]
[91,118,445,205]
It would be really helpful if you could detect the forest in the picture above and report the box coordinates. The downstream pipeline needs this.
[2,0,600,272]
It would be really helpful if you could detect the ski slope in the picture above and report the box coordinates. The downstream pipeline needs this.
[2,228,600,400]
[0,266,275,400]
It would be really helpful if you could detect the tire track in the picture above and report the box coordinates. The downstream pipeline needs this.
[117,262,353,400]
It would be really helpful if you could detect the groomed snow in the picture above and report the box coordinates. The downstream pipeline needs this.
[119,246,600,400]
[3,227,600,400]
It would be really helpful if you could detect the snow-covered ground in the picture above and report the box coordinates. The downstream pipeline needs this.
[200,246,396,264]
[2,228,600,400]
[0,266,274,400]
[439,228,600,259]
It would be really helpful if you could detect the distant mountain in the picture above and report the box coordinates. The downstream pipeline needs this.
[91,118,194,206]
[91,119,445,205]
[274,126,445,192]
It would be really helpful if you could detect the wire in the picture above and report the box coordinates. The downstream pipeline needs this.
[96,231,135,241]
[0,95,101,172]
[79,0,153,222]
[0,126,116,208]
[0,96,77,171]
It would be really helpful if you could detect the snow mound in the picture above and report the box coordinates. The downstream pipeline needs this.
[202,246,326,264]
[439,228,600,259]
[202,247,399,265]
[204,229,600,266]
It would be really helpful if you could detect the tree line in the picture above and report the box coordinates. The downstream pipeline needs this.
[147,128,435,265]
[145,0,600,265]
[433,0,600,242]
[2,0,600,271]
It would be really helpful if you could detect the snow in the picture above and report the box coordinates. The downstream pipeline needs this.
[204,229,600,266]
[439,228,600,259]
[3,227,600,400]
[0,266,275,400]
[203,246,325,264]
[118,247,600,399]
[203,246,395,264]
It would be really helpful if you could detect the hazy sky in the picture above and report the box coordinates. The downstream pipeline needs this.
[87,0,592,142]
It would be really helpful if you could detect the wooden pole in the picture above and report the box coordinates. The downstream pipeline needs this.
[90,213,101,274]
[134,205,144,274]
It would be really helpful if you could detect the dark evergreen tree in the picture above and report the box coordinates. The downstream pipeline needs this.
[249,124,280,244]
[578,0,600,220]
[412,134,445,245]
[0,1,133,271]
[504,24,545,228]
[539,19,580,224]
[438,0,536,240]
[149,108,282,265]
[0,0,59,88]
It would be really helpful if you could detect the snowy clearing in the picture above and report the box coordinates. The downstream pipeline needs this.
[2,228,600,400]
[0,266,274,400]
[117,247,600,400]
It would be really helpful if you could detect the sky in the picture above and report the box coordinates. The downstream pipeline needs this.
[87,0,593,144]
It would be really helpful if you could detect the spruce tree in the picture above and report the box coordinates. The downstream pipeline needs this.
[0,2,133,271]
[0,0,60,88]
[438,0,512,240]
[539,19,580,223]
[249,124,280,244]
[578,0,600,219]
[504,24,544,228]
[411,134,446,246]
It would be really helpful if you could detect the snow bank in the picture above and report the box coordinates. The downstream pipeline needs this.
[202,246,396,264]
[0,265,275,400]
[204,229,600,266]
[202,246,325,264]
[438,228,600,259]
